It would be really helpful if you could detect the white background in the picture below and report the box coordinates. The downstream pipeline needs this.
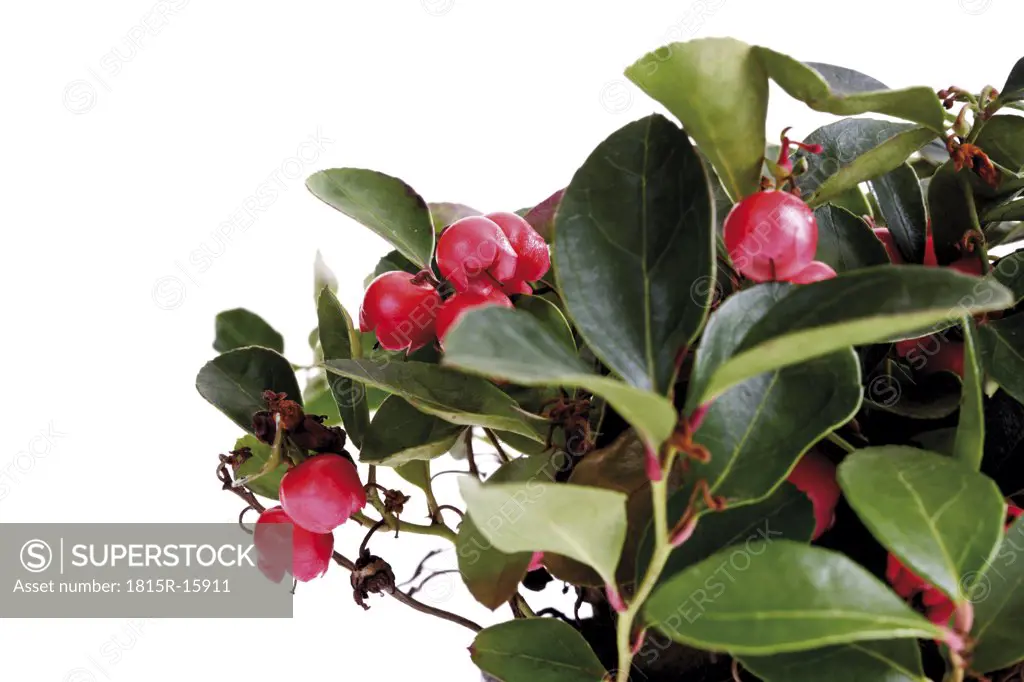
[2,0,1021,679]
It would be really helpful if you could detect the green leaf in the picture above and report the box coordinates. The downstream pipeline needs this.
[971,516,1024,673]
[625,38,768,200]
[864,367,963,420]
[867,164,928,264]
[196,347,301,433]
[692,267,1014,405]
[928,162,975,262]
[316,289,371,448]
[984,220,1024,248]
[754,50,944,132]
[442,307,677,446]
[1000,57,1024,102]
[740,640,928,682]
[837,446,1006,601]
[553,114,715,395]
[521,188,564,242]
[306,168,434,268]
[813,204,890,272]
[953,318,985,470]
[428,202,480,231]
[976,116,1024,172]
[470,619,607,682]
[459,476,627,586]
[360,395,464,466]
[692,350,862,505]
[978,313,1024,405]
[322,359,544,442]
[302,373,342,424]
[515,295,576,352]
[982,198,1024,223]
[638,482,814,584]
[800,120,937,208]
[457,454,553,610]
[645,541,941,654]
[213,309,284,354]
[394,459,431,493]
[368,249,419,285]
[233,435,287,500]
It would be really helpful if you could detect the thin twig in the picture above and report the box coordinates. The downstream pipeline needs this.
[465,429,481,478]
[483,428,511,463]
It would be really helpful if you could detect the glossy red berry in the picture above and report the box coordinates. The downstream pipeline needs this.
[920,340,964,378]
[723,191,818,281]
[486,212,550,294]
[786,449,840,540]
[280,454,367,534]
[923,234,938,266]
[359,271,442,353]
[873,227,904,264]
[788,260,836,284]
[435,289,513,346]
[436,216,518,294]
[254,506,334,583]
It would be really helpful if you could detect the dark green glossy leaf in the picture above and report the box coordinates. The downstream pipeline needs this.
[471,619,606,682]
[953,318,985,470]
[233,435,287,500]
[796,119,937,208]
[740,639,927,682]
[983,221,1024,247]
[196,347,301,433]
[864,365,962,420]
[317,289,370,448]
[459,476,627,586]
[755,50,944,131]
[928,161,975,263]
[976,116,1024,172]
[553,114,714,396]
[521,188,563,242]
[971,517,1024,673]
[213,309,284,354]
[693,350,861,505]
[443,300,678,447]
[982,198,1024,223]
[814,204,889,272]
[638,482,814,584]
[428,202,480,231]
[978,313,1024,405]
[868,164,928,263]
[306,168,434,268]
[692,267,1013,405]
[457,453,554,610]
[626,38,768,200]
[838,446,1005,600]
[1000,57,1024,102]
[515,295,576,352]
[645,541,941,654]
[360,395,464,465]
[322,359,544,442]
[368,249,419,286]
[302,373,342,425]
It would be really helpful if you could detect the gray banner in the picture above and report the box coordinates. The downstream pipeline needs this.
[0,524,294,617]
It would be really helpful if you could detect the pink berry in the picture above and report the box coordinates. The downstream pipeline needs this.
[873,227,904,264]
[436,216,518,294]
[723,191,818,281]
[788,260,837,284]
[434,289,513,346]
[786,449,840,540]
[359,271,441,352]
[486,211,550,293]
[254,506,334,583]
[280,454,367,534]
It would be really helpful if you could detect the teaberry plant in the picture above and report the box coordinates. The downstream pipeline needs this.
[196,37,1024,682]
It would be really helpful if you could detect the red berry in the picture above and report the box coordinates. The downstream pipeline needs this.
[1007,502,1023,528]
[436,216,518,294]
[788,260,836,284]
[254,506,334,583]
[920,340,964,378]
[486,212,550,294]
[923,234,938,266]
[723,191,818,281]
[359,271,442,352]
[894,338,923,358]
[873,227,904,264]
[279,454,367,534]
[435,289,513,346]
[886,554,929,599]
[786,449,840,540]
[949,256,983,276]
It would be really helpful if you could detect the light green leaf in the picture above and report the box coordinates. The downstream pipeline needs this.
[306,168,434,268]
[233,435,288,500]
[428,202,480,231]
[645,541,941,654]
[196,347,301,433]
[976,116,1024,173]
[322,359,543,442]
[739,640,928,682]
[553,114,715,395]
[953,318,985,470]
[838,446,1006,600]
[971,517,1024,673]
[625,38,768,200]
[471,619,607,682]
[213,309,284,354]
[442,307,677,446]
[459,476,627,587]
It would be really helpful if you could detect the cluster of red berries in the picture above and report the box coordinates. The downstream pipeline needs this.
[254,454,367,583]
[359,212,550,351]
[723,190,837,284]
[886,502,1022,626]
[786,449,841,540]
[875,227,985,378]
